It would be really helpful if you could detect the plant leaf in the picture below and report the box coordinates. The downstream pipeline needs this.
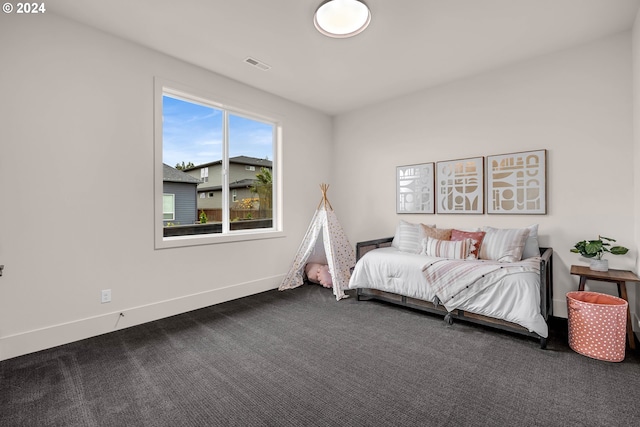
[610,246,629,255]
[585,241,603,255]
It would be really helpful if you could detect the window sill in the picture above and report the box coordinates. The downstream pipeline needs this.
[155,229,285,250]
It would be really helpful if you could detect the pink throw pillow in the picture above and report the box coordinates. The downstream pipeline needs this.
[451,230,486,260]
[317,265,333,288]
[305,263,323,283]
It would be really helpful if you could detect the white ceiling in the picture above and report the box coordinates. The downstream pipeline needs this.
[50,0,640,115]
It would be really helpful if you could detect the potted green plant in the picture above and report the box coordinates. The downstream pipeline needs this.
[570,235,629,271]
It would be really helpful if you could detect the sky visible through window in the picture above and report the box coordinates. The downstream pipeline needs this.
[163,95,273,168]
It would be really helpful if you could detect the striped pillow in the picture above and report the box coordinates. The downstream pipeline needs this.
[393,220,435,253]
[422,237,472,260]
[479,227,530,262]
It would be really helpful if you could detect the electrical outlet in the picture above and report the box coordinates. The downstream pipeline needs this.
[101,289,111,304]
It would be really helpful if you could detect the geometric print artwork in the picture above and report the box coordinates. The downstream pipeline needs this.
[487,149,546,214]
[436,157,484,214]
[396,163,435,214]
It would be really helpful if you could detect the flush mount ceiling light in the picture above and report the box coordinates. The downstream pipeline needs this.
[314,0,371,38]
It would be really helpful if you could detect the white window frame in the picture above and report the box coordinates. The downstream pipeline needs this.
[154,78,284,249]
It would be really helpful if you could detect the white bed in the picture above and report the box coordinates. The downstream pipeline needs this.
[348,244,551,341]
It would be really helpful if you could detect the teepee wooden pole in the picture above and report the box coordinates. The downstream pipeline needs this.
[318,183,333,210]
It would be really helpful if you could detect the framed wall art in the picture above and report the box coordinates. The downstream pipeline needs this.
[436,157,484,214]
[486,149,547,214]
[396,163,435,214]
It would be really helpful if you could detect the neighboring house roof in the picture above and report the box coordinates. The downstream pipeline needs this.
[163,163,202,184]
[230,156,272,168]
[197,179,257,192]
[184,155,272,171]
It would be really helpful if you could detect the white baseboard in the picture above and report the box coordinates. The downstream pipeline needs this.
[1,276,282,361]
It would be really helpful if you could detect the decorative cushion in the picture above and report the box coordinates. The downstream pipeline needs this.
[479,226,530,262]
[450,229,485,260]
[522,224,540,259]
[317,265,332,288]
[420,224,452,241]
[422,237,473,260]
[304,263,323,283]
[392,220,435,253]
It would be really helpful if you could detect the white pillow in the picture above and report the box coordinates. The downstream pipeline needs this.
[479,226,530,262]
[522,224,540,259]
[422,237,472,260]
[391,220,435,253]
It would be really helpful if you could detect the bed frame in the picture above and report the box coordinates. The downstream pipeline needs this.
[354,237,554,348]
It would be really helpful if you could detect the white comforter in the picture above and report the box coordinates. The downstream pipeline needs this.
[348,247,548,338]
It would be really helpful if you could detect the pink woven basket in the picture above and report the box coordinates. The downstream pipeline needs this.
[566,291,628,362]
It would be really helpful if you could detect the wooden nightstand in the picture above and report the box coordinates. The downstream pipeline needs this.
[570,265,639,350]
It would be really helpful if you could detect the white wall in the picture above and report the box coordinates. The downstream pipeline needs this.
[633,9,640,338]
[0,14,333,360]
[332,33,636,320]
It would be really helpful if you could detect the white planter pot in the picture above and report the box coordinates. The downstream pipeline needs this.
[589,259,609,272]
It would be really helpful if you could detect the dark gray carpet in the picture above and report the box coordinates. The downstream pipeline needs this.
[2,284,639,427]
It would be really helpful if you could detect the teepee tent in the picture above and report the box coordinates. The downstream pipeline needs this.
[279,184,355,300]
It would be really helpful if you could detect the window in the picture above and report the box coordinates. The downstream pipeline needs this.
[155,79,282,248]
[163,194,175,221]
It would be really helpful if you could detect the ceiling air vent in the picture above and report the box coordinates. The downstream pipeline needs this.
[244,57,271,71]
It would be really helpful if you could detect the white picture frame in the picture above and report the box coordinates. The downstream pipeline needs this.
[486,149,547,214]
[396,163,435,214]
[436,157,484,214]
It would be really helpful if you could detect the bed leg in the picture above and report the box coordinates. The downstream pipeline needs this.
[539,337,547,349]
[356,292,372,302]
[444,313,454,325]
